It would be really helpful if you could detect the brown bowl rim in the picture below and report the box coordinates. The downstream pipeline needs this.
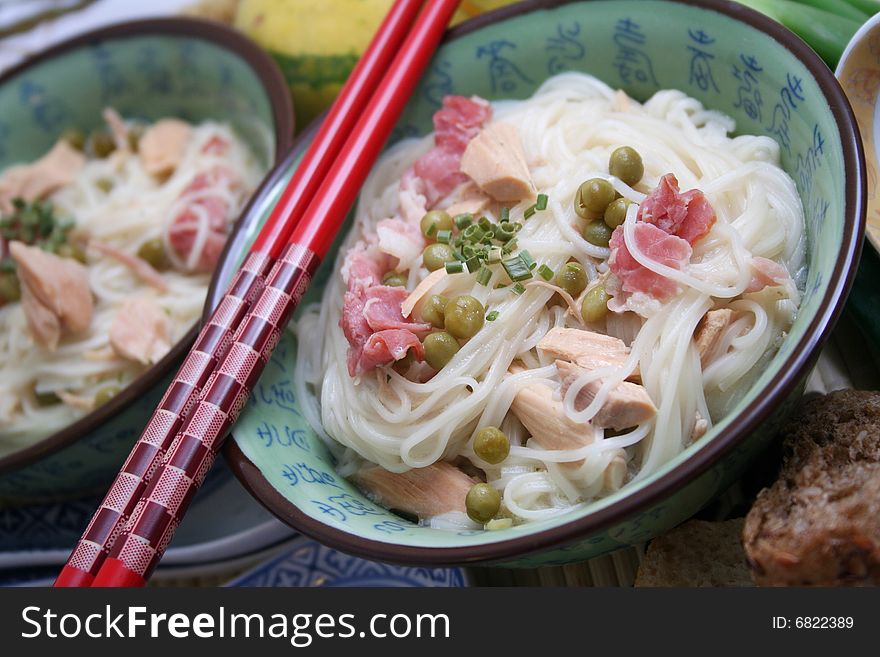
[0,16,294,475]
[221,0,866,566]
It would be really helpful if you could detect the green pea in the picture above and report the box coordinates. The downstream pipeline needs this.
[0,272,21,304]
[583,220,613,248]
[94,385,121,407]
[609,146,644,186]
[575,178,616,219]
[466,483,501,523]
[473,426,510,465]
[582,284,611,323]
[60,127,86,151]
[56,242,87,264]
[87,130,116,158]
[422,243,454,272]
[420,294,448,328]
[33,388,60,406]
[420,210,453,239]
[382,271,408,287]
[392,349,415,374]
[423,332,460,370]
[604,197,630,229]
[444,295,484,340]
[137,238,170,271]
[554,262,587,298]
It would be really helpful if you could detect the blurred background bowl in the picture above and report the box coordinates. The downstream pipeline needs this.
[0,17,293,503]
[212,0,864,567]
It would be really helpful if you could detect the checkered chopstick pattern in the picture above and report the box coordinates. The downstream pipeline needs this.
[92,244,319,586]
[54,252,273,587]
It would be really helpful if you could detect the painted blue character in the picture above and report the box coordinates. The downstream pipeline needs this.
[687,29,719,93]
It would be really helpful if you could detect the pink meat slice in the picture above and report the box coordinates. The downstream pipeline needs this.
[746,256,791,292]
[362,286,431,333]
[638,173,716,246]
[411,95,491,206]
[360,329,425,372]
[609,223,692,299]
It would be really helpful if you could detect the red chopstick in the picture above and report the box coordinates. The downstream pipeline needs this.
[53,0,426,588]
[88,0,461,587]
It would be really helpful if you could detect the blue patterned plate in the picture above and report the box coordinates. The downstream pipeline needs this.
[226,537,468,588]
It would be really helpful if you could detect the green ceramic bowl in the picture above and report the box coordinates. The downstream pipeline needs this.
[213,0,865,567]
[0,18,293,502]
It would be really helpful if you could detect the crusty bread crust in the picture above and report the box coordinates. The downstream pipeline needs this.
[743,390,880,586]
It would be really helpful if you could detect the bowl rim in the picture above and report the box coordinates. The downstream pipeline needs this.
[0,16,294,475]
[221,0,867,566]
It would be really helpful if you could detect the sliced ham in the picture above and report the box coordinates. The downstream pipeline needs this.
[0,140,85,213]
[638,173,716,246]
[351,461,474,519]
[537,327,638,379]
[556,360,657,430]
[89,240,167,292]
[10,241,93,348]
[410,96,492,207]
[376,217,425,271]
[341,243,387,291]
[608,222,691,301]
[363,286,431,333]
[109,297,171,365]
[167,166,238,272]
[138,118,191,178]
[460,122,534,202]
[746,256,791,293]
[359,329,425,373]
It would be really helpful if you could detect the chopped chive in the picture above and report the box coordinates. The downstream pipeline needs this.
[486,310,499,321]
[537,264,555,281]
[488,247,503,263]
[480,232,494,244]
[512,282,526,295]
[478,216,492,231]
[502,238,518,255]
[524,204,537,219]
[454,213,473,229]
[426,223,437,237]
[495,282,508,289]
[519,250,536,271]
[476,265,492,286]
[462,244,475,259]
[453,249,466,262]
[502,255,533,282]
[445,261,464,274]
[436,229,452,244]
[513,222,523,232]
[463,224,485,241]
[536,193,548,211]
[465,256,481,273]
[500,207,510,222]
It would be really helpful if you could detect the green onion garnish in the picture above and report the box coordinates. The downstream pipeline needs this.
[495,282,508,289]
[536,193,548,211]
[486,310,499,321]
[436,229,452,244]
[512,282,526,295]
[500,207,510,222]
[445,261,464,274]
[502,255,533,282]
[501,238,518,255]
[465,256,481,273]
[453,249,466,262]
[476,265,492,286]
[520,250,536,271]
[513,222,523,232]
[462,244,476,259]
[426,223,437,237]
[524,204,537,220]
[462,224,485,242]
[537,264,554,281]
[454,213,473,229]
[488,247,503,263]
[478,216,492,231]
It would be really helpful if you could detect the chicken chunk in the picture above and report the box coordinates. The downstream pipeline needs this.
[556,360,657,430]
[89,240,168,291]
[444,183,491,217]
[538,327,639,378]
[351,461,474,520]
[138,119,191,178]
[459,122,534,202]
[10,241,93,348]
[509,374,593,451]
[109,297,171,365]
[0,140,85,212]
[694,308,734,365]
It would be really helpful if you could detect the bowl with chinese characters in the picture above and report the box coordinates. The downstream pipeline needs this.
[213,0,864,566]
[0,18,293,503]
